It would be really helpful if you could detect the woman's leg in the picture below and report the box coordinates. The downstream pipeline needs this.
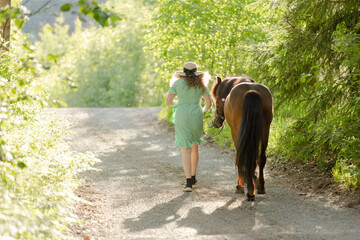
[181,147,193,191]
[181,147,192,178]
[191,144,199,176]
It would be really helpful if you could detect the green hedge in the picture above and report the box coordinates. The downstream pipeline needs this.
[0,30,99,239]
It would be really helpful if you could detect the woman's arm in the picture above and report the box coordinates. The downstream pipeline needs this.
[202,95,212,112]
[166,93,176,106]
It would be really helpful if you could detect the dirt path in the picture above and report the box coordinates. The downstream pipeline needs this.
[55,107,360,240]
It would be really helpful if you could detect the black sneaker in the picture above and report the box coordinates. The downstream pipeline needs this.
[191,176,197,187]
[183,178,193,192]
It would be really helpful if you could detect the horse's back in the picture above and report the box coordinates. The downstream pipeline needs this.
[216,77,254,98]
[228,82,273,123]
[232,82,271,98]
[223,76,254,83]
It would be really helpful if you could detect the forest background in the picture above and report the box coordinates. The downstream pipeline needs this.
[0,0,359,239]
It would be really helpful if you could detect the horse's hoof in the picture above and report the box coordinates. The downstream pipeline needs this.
[257,188,266,194]
[235,185,244,194]
[256,180,266,194]
[246,193,255,201]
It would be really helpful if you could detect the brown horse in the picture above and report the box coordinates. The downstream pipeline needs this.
[211,76,273,201]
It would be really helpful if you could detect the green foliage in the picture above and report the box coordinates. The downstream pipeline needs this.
[158,105,174,125]
[60,4,72,12]
[206,124,234,148]
[333,160,360,189]
[0,32,42,159]
[59,0,122,27]
[146,0,271,93]
[0,20,99,240]
[1,103,99,239]
[259,0,360,188]
[60,0,121,27]
[0,0,119,37]
[150,0,359,188]
[36,0,160,107]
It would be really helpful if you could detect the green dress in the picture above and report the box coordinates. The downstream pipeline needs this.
[167,78,211,148]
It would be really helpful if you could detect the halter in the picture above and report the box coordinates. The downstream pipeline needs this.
[211,109,226,136]
[213,97,226,124]
[211,95,226,135]
[213,122,225,136]
[214,110,225,124]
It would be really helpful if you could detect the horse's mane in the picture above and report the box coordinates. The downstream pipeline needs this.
[211,76,254,99]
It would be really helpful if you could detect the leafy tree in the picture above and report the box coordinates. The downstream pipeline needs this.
[36,0,160,107]
[0,27,101,239]
[149,0,360,187]
[147,0,269,90]
[0,0,10,50]
[0,0,111,238]
[255,0,360,187]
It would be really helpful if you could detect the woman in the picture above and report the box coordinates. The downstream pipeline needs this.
[166,62,212,192]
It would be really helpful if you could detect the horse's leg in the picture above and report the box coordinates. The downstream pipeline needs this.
[246,179,256,201]
[256,125,269,194]
[232,128,244,194]
[226,105,245,194]
[234,138,245,194]
[235,163,245,194]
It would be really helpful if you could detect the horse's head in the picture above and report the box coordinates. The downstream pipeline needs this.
[211,76,226,128]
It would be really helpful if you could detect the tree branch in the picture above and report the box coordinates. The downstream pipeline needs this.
[28,0,52,17]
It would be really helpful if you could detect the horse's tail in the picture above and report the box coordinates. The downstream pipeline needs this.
[236,90,263,187]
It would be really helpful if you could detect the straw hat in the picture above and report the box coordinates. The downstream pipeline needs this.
[175,62,204,77]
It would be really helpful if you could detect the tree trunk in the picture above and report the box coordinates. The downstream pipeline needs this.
[0,0,9,161]
[0,0,11,51]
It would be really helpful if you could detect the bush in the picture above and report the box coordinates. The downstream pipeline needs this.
[0,30,99,239]
[36,0,160,107]
[1,104,99,239]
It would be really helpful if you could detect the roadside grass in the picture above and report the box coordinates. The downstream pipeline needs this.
[0,104,100,239]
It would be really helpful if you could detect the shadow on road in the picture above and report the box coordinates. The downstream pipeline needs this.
[123,194,190,232]
[123,194,260,236]
[177,197,257,235]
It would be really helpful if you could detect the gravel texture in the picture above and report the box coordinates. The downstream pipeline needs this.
[51,107,360,240]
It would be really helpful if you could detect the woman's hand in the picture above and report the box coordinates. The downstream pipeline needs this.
[202,95,212,112]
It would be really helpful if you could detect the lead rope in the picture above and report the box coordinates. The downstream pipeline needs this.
[213,124,225,136]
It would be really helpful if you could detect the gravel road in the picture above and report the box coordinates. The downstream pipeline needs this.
[54,107,360,240]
